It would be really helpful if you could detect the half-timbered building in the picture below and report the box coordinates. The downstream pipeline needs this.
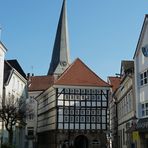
[35,0,111,148]
[37,58,110,148]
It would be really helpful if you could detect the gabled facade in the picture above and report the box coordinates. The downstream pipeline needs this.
[37,58,110,148]
[107,76,121,148]
[27,75,54,148]
[108,60,136,148]
[134,14,148,148]
[116,61,136,148]
[3,59,27,148]
[35,1,111,147]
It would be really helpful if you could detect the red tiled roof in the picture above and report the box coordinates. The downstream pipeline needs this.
[108,76,121,92]
[55,58,110,87]
[28,75,54,91]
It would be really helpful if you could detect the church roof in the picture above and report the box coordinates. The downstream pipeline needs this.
[28,75,54,91]
[54,58,110,87]
[48,0,70,75]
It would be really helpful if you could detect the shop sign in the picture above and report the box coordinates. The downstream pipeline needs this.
[132,131,140,141]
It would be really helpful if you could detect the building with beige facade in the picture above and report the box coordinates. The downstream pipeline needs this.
[108,61,136,148]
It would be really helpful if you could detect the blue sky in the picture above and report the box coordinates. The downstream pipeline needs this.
[0,0,148,81]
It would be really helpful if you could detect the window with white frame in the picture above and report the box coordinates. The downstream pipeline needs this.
[140,70,148,86]
[141,102,148,117]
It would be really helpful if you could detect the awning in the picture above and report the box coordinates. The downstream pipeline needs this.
[136,118,148,132]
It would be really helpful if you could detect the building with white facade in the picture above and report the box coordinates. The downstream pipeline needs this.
[134,14,148,148]
[0,41,7,100]
[3,59,27,148]
[0,41,7,146]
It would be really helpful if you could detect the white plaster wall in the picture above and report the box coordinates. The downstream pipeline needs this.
[0,45,5,99]
[4,72,27,101]
[2,69,27,148]
[27,90,42,132]
[134,20,148,118]
[37,87,57,132]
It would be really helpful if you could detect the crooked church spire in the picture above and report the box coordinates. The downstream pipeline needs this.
[48,0,70,75]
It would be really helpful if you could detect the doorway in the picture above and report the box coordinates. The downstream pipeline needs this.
[74,135,88,148]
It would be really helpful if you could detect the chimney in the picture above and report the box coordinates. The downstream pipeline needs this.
[27,73,30,79]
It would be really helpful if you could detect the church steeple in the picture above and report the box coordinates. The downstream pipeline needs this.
[48,0,70,75]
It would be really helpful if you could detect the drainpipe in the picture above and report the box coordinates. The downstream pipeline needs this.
[113,97,118,148]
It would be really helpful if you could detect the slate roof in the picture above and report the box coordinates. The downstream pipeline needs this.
[7,60,26,79]
[54,58,110,87]
[28,75,54,91]
[133,14,148,58]
[48,0,70,75]
[108,76,121,93]
[4,60,26,85]
[4,61,12,85]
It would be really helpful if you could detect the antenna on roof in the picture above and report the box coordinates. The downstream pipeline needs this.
[31,65,34,76]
